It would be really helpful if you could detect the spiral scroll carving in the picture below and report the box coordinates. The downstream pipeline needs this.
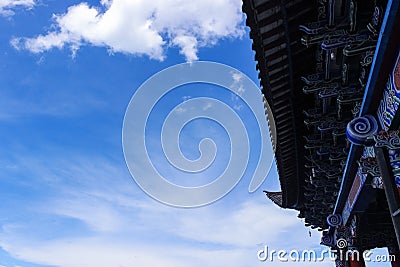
[346,115,378,145]
[321,234,335,246]
[327,214,342,227]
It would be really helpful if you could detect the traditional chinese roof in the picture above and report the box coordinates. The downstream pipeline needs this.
[243,0,387,229]
[264,191,283,207]
[243,0,316,209]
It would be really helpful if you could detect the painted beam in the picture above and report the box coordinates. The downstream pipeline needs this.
[375,147,400,247]
[333,0,400,220]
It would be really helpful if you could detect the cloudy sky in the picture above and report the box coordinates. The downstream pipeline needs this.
[0,0,390,266]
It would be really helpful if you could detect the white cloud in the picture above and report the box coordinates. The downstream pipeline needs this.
[203,101,213,111]
[229,71,246,110]
[174,106,186,114]
[232,72,244,83]
[0,153,330,267]
[0,198,330,267]
[0,0,34,16]
[11,0,245,61]
[0,235,333,267]
[172,35,198,62]
[234,104,243,110]
[0,83,106,120]
[230,71,246,96]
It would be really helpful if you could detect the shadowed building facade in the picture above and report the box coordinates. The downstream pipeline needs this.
[242,0,400,266]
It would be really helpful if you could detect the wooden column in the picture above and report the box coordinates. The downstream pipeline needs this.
[375,147,400,248]
[349,255,366,267]
[389,248,400,267]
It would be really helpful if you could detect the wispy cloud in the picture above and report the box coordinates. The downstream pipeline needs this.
[230,71,246,96]
[0,152,329,267]
[0,0,34,16]
[229,71,246,110]
[174,106,186,114]
[0,84,107,120]
[203,101,213,111]
[11,0,245,61]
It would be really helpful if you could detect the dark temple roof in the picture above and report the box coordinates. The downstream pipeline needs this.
[264,191,283,207]
[243,0,315,209]
[244,0,387,230]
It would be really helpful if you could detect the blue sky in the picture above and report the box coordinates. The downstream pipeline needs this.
[0,1,391,266]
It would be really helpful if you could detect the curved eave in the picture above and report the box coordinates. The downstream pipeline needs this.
[264,191,283,207]
[243,0,315,209]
